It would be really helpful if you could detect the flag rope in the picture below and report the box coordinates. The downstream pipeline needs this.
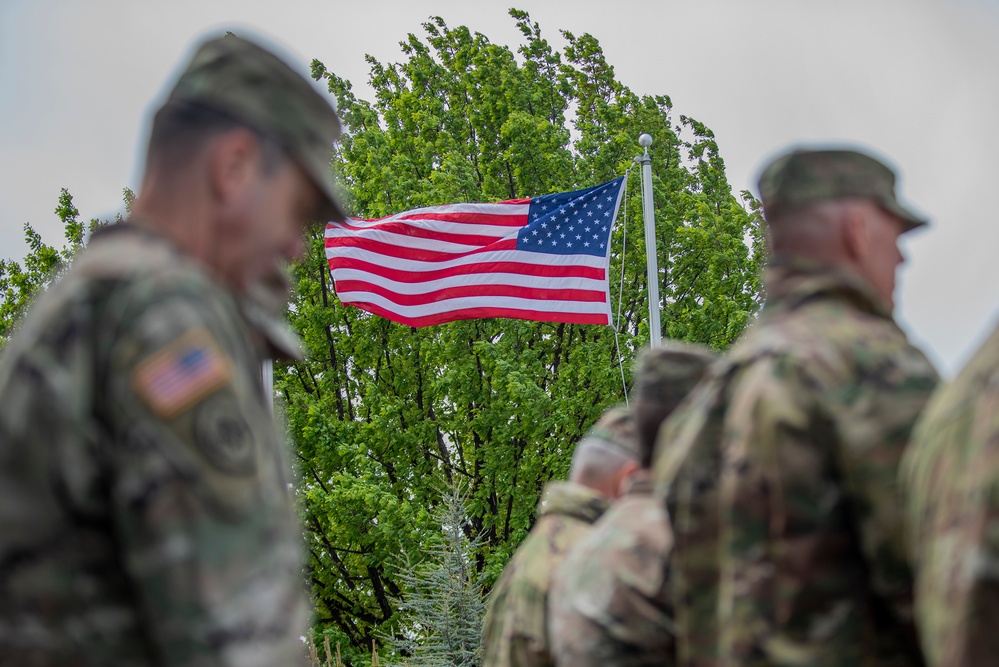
[613,169,632,407]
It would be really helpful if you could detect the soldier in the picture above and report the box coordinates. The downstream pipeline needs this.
[548,342,716,667]
[654,148,940,666]
[481,407,641,667]
[902,322,999,666]
[0,33,344,666]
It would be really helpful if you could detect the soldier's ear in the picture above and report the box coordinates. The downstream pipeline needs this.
[207,128,260,206]
[842,204,870,264]
[613,460,641,499]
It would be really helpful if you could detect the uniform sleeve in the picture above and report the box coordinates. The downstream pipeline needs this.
[481,565,552,667]
[717,358,818,664]
[103,290,311,667]
[901,336,999,666]
[548,503,676,667]
[833,345,938,625]
[654,374,729,666]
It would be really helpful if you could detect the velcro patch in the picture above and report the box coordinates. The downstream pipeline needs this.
[132,329,232,418]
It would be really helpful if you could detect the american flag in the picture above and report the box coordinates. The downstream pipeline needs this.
[324,176,627,327]
[132,331,231,418]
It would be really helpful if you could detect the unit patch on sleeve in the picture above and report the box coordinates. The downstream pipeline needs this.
[132,329,232,418]
[193,397,257,475]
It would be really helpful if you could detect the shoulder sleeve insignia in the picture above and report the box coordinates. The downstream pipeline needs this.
[132,329,232,418]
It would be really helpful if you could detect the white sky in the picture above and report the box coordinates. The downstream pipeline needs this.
[2,0,997,377]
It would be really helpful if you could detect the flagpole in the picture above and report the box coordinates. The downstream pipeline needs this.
[262,359,274,413]
[637,133,662,348]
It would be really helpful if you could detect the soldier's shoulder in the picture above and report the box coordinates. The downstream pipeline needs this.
[76,225,216,293]
[734,298,937,395]
[905,322,999,493]
[75,226,237,328]
[559,494,671,596]
[593,495,671,552]
[497,521,563,591]
[920,323,999,437]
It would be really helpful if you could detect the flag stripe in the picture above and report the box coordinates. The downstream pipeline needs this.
[324,176,626,327]
[341,291,610,317]
[331,266,605,291]
[333,219,516,240]
[326,236,518,261]
[346,302,610,327]
[334,280,608,306]
[398,211,529,226]
[326,256,606,281]
[345,200,530,225]
[334,290,610,317]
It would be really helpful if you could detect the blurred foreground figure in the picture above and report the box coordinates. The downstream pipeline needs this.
[482,408,641,667]
[903,322,999,666]
[549,343,716,667]
[654,148,939,666]
[0,33,344,666]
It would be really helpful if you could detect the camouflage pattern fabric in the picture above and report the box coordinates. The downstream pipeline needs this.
[239,262,303,362]
[482,481,610,667]
[549,475,675,667]
[756,148,926,231]
[654,258,939,667]
[902,321,999,666]
[0,224,311,666]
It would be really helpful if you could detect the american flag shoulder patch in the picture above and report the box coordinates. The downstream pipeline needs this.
[132,329,232,418]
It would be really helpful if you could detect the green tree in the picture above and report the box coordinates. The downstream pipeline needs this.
[0,188,130,345]
[292,10,764,660]
[384,483,486,666]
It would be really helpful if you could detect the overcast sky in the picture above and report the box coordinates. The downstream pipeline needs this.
[2,0,997,376]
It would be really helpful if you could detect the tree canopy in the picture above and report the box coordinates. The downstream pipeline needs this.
[0,188,129,346]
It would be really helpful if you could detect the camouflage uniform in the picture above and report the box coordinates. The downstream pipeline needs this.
[654,150,939,667]
[549,474,675,667]
[902,322,999,666]
[481,481,610,667]
[0,35,343,667]
[239,263,303,363]
[548,343,716,667]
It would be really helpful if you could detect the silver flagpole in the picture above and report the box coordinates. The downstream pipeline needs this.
[636,133,662,348]
[262,359,274,413]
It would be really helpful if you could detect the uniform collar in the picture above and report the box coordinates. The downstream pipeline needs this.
[622,471,655,496]
[538,481,609,524]
[762,256,893,321]
[93,221,303,361]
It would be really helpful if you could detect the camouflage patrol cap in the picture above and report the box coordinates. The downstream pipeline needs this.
[164,33,346,222]
[757,148,926,231]
[577,406,640,460]
[631,341,717,409]
[630,342,716,465]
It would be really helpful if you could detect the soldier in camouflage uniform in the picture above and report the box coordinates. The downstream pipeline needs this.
[0,34,345,666]
[902,322,999,666]
[481,408,641,667]
[548,342,716,667]
[654,148,940,666]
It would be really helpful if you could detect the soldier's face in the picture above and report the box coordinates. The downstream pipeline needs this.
[857,204,906,310]
[229,152,322,290]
